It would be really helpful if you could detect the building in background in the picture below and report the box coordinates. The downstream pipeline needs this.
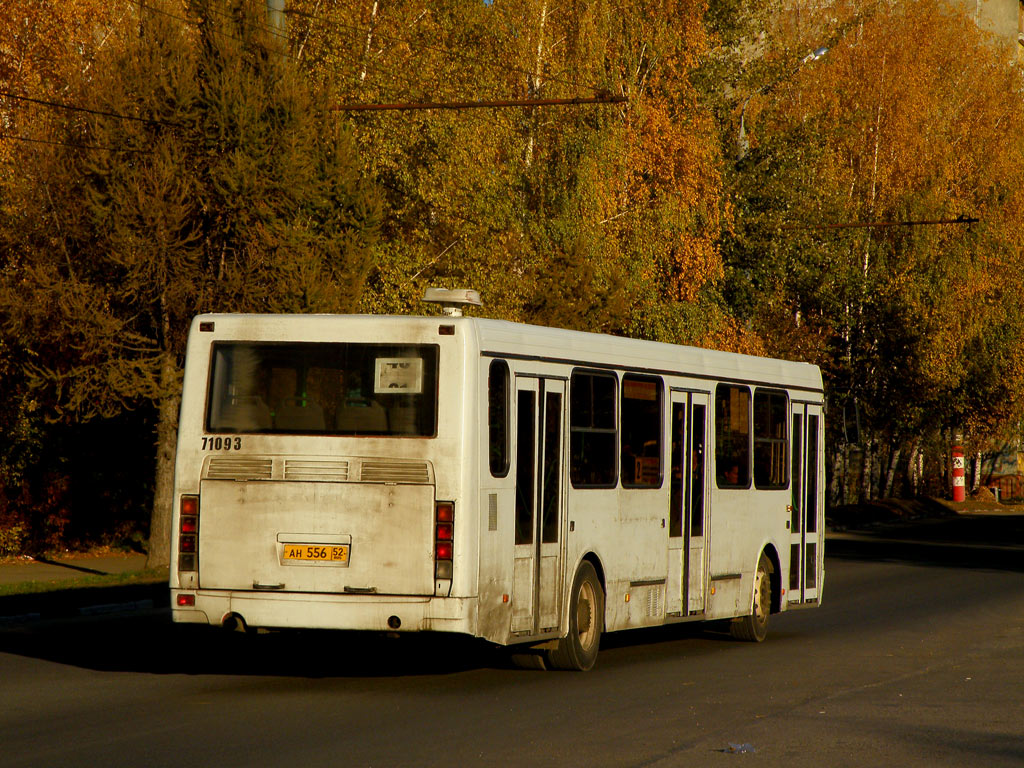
[783,1,1023,63]
[971,0,1024,61]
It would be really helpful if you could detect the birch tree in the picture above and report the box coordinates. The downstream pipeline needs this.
[289,0,739,347]
[725,0,1024,496]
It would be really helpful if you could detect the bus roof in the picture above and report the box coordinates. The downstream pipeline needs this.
[469,317,822,394]
[189,313,824,395]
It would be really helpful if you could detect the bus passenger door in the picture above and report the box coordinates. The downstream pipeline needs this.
[512,377,566,635]
[686,394,710,614]
[789,403,823,604]
[667,392,710,616]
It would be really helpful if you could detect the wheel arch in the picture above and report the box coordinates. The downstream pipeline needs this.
[761,543,782,615]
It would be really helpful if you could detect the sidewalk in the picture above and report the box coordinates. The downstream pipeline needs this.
[0,551,150,586]
[0,552,168,624]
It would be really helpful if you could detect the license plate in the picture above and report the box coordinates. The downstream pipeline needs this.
[282,544,350,564]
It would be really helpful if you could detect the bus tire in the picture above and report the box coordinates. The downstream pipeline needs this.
[547,561,603,671]
[730,553,772,643]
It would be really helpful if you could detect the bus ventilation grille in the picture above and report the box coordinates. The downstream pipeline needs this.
[284,460,351,482]
[646,586,662,619]
[359,460,431,484]
[206,456,273,480]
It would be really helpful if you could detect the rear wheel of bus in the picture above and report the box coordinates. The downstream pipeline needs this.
[547,561,604,671]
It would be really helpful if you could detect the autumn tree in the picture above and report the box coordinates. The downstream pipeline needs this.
[287,0,740,348]
[0,0,379,564]
[0,0,125,158]
[723,0,1024,499]
[0,1,133,549]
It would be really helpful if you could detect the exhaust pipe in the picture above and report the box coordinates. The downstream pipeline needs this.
[221,613,248,633]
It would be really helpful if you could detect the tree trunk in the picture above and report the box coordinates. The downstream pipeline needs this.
[147,352,181,569]
[883,445,901,499]
[905,436,922,496]
[523,0,548,168]
[358,1,379,83]
[861,438,874,502]
[828,446,844,507]
[943,429,952,491]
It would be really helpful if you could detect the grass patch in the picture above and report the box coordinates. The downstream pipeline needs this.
[0,567,168,597]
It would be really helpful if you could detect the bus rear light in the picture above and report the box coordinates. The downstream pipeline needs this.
[435,501,454,580]
[177,593,196,607]
[178,494,200,573]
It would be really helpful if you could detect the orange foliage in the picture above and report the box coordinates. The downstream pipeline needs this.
[750,0,1024,434]
[1,0,129,168]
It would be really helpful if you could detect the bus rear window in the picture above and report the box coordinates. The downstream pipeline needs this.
[205,342,439,436]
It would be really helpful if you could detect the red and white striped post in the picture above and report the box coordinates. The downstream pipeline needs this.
[951,445,966,502]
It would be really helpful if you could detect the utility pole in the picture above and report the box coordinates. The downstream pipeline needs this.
[267,0,287,48]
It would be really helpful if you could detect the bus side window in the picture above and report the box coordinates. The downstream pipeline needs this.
[620,375,663,488]
[569,371,618,488]
[488,360,510,477]
[715,384,750,488]
[753,389,788,489]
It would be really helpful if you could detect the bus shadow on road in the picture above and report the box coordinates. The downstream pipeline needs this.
[0,614,515,677]
[0,610,762,677]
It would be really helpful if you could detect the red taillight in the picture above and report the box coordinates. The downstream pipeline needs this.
[177,593,196,607]
[178,495,199,572]
[436,502,454,522]
[435,501,454,580]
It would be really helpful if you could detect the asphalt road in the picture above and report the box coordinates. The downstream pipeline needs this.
[1,549,1022,768]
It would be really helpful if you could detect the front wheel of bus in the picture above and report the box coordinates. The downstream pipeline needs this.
[730,553,772,643]
[547,561,603,671]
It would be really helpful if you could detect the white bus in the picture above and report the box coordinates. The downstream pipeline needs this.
[170,291,825,670]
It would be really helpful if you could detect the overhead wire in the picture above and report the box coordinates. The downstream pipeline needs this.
[0,91,185,129]
[2,0,629,159]
[0,132,152,154]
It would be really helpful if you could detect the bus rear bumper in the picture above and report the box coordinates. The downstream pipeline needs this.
[170,589,478,635]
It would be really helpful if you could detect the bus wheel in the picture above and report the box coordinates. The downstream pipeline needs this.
[547,561,603,671]
[730,553,772,643]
